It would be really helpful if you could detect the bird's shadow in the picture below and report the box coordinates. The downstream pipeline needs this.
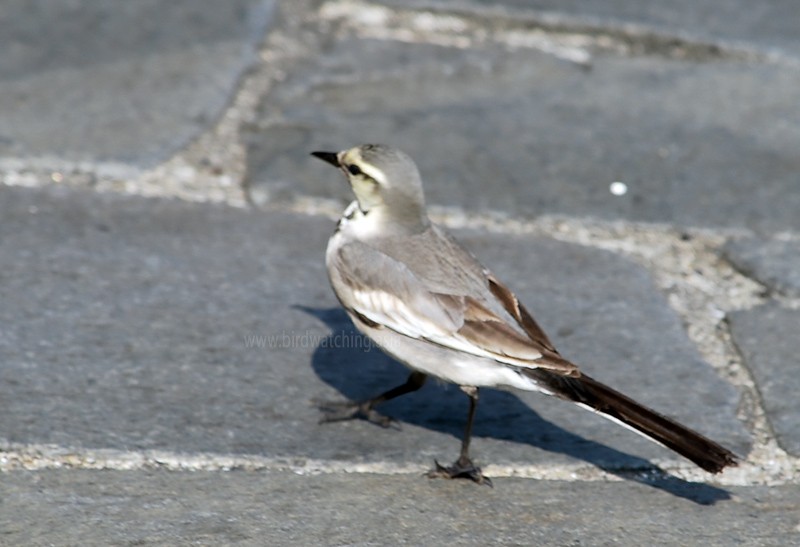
[298,305,734,505]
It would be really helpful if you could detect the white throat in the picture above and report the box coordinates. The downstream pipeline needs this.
[337,200,387,240]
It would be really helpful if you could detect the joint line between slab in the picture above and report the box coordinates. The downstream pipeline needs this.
[1,443,795,486]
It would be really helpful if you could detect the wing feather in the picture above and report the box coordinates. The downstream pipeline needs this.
[332,242,578,376]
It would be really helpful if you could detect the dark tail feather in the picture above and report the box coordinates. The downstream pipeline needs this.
[533,372,739,473]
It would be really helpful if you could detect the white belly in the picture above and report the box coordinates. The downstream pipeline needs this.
[358,319,553,394]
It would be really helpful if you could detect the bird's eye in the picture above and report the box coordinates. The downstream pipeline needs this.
[347,164,362,176]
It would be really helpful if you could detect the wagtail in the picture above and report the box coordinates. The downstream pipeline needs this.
[312,144,738,485]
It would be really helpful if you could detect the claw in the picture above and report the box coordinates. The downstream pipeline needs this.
[427,457,493,487]
[363,407,399,429]
[316,399,399,429]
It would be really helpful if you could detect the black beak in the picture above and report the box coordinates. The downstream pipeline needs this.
[311,151,340,168]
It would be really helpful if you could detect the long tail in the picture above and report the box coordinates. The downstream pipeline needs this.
[529,371,739,473]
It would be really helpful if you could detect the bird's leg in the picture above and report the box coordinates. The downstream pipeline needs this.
[428,386,492,486]
[317,372,427,428]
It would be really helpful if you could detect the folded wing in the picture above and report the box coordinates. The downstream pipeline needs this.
[333,242,578,376]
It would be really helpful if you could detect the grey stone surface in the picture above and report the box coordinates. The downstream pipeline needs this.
[0,0,274,165]
[0,186,748,470]
[248,37,800,232]
[3,2,799,544]
[0,185,335,456]
[2,469,799,546]
[728,304,800,456]
[380,0,800,58]
[724,237,800,297]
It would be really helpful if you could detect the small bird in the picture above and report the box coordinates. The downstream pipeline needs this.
[312,144,739,485]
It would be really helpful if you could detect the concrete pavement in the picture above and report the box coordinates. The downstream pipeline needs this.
[1,1,799,545]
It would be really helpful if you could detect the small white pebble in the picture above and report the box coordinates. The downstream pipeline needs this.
[609,181,628,196]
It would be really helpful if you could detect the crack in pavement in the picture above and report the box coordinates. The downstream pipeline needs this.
[319,0,776,66]
[1,442,796,487]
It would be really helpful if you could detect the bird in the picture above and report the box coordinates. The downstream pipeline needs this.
[311,144,739,485]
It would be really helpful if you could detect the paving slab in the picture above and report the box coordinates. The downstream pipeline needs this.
[0,0,274,165]
[377,0,800,58]
[0,186,748,471]
[2,469,799,546]
[724,237,800,298]
[0,2,795,545]
[728,304,800,456]
[247,32,800,232]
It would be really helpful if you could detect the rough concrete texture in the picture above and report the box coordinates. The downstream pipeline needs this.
[0,0,274,166]
[378,0,800,58]
[3,470,800,546]
[1,0,799,544]
[728,305,800,457]
[724,236,800,298]
[247,4,800,232]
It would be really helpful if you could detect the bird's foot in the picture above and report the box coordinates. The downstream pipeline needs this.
[427,456,492,487]
[315,399,398,429]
